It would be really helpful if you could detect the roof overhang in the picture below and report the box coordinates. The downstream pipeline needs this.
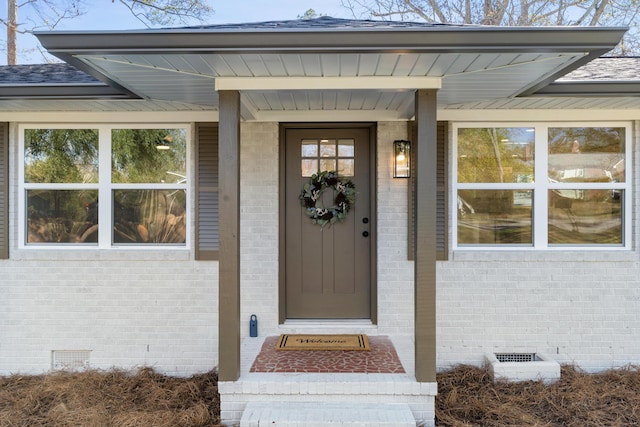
[24,22,629,118]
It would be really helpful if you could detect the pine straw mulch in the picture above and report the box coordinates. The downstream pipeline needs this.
[0,367,221,427]
[2,364,640,426]
[436,364,640,426]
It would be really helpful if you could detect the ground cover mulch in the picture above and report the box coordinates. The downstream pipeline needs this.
[2,364,640,426]
[0,367,221,426]
[436,364,640,426]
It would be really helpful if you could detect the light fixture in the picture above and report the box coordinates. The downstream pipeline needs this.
[156,135,172,150]
[393,140,411,178]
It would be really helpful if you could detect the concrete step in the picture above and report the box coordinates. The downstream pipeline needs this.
[240,401,416,426]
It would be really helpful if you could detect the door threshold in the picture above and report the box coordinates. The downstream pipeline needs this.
[279,319,377,334]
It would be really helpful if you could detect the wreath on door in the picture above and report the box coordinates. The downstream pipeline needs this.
[300,171,356,227]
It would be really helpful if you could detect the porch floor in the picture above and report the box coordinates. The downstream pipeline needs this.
[240,333,417,377]
[249,335,406,373]
[219,334,436,426]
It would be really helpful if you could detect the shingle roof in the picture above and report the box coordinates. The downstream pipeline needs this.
[0,63,134,99]
[179,16,461,31]
[0,63,101,85]
[559,57,640,81]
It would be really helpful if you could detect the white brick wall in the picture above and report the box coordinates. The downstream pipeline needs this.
[0,257,218,375]
[437,253,640,372]
[240,122,280,338]
[376,122,415,335]
[4,118,640,377]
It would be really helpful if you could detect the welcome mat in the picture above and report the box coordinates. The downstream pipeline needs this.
[276,334,370,351]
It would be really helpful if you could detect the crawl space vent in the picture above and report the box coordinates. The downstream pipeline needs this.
[51,350,91,371]
[495,353,536,363]
[485,352,560,384]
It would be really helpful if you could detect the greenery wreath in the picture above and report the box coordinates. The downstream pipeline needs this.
[300,170,356,227]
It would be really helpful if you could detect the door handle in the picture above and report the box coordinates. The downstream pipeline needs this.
[362,217,369,224]
[362,231,369,237]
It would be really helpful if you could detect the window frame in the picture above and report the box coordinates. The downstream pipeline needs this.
[19,123,191,250]
[452,121,632,251]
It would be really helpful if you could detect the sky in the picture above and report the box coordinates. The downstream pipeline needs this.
[1,0,351,65]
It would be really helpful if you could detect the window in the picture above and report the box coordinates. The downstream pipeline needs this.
[454,123,630,249]
[301,138,355,177]
[21,125,188,248]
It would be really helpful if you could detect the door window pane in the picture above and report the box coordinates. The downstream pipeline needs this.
[24,129,99,184]
[302,159,318,177]
[338,139,355,157]
[26,190,98,243]
[320,159,336,172]
[548,189,622,245]
[320,139,336,157]
[338,159,354,176]
[301,139,318,157]
[458,127,535,183]
[457,190,532,245]
[113,189,186,244]
[112,129,187,184]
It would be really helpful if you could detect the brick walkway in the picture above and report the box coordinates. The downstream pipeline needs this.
[249,335,405,373]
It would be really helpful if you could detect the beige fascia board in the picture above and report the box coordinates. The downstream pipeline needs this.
[215,76,441,91]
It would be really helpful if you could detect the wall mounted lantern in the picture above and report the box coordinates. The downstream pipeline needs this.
[393,140,411,178]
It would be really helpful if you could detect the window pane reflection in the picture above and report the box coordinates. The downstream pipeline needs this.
[113,189,186,244]
[320,159,336,172]
[338,159,354,176]
[112,129,187,184]
[301,159,317,177]
[338,139,355,157]
[24,129,99,184]
[458,190,532,245]
[458,128,534,183]
[26,190,98,243]
[301,140,318,157]
[548,127,625,184]
[320,139,336,157]
[548,189,622,245]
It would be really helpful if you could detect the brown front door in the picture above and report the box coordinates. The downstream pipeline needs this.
[284,126,372,319]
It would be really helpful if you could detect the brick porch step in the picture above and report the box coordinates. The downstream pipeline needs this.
[240,401,416,426]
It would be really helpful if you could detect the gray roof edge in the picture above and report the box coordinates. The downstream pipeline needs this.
[36,25,626,54]
[531,81,640,96]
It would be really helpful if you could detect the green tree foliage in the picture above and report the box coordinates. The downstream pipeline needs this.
[341,0,640,55]
[25,129,99,183]
[111,129,187,184]
[457,127,534,184]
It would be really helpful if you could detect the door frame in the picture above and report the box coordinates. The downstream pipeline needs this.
[278,122,378,324]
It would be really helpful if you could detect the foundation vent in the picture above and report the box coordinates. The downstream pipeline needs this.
[495,353,536,363]
[51,350,91,371]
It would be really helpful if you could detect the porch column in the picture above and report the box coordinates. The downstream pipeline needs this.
[218,90,241,381]
[414,89,437,382]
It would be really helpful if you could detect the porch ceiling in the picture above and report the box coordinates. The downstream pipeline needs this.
[30,21,628,118]
[72,51,587,118]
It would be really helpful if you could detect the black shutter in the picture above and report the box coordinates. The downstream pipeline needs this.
[195,123,219,260]
[408,121,448,261]
[0,123,8,259]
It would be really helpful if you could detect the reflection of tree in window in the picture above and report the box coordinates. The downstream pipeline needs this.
[25,129,98,183]
[111,129,186,184]
[111,129,187,244]
[24,129,99,244]
[458,128,534,184]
